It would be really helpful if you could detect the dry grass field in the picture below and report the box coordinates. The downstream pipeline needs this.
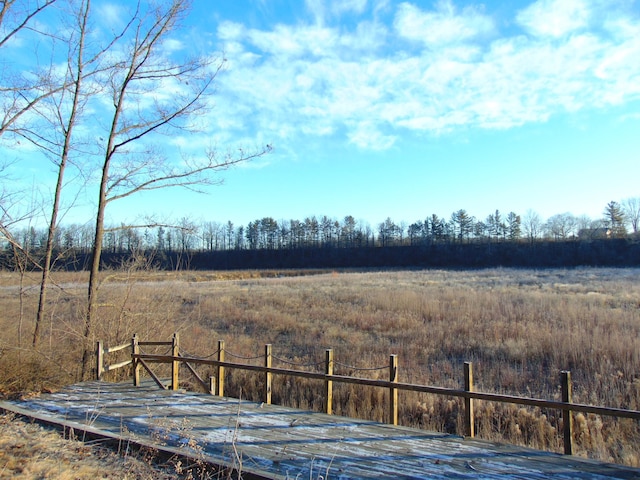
[1,267,639,468]
[0,412,183,479]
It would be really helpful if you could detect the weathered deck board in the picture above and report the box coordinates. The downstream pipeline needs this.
[2,381,639,479]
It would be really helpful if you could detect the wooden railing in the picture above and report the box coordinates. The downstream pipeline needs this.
[97,334,640,456]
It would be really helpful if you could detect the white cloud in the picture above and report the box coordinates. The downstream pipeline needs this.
[162,38,184,54]
[516,0,591,38]
[596,17,640,103]
[306,0,370,24]
[218,21,245,41]
[305,0,327,25]
[394,1,494,47]
[96,3,128,30]
[332,0,368,17]
[342,20,388,53]
[348,122,397,150]
[240,20,387,63]
[204,0,640,151]
[250,25,306,56]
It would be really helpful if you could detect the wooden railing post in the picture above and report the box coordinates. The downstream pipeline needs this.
[389,354,398,425]
[325,349,334,415]
[217,340,225,397]
[464,362,475,438]
[132,334,140,387]
[265,344,272,405]
[209,376,216,395]
[96,341,104,381]
[171,333,180,391]
[562,370,574,455]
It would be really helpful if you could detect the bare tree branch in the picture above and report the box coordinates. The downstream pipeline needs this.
[0,0,58,49]
[106,146,272,203]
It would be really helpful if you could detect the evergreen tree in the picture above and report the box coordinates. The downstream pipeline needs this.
[506,212,521,240]
[451,209,474,242]
[603,201,626,238]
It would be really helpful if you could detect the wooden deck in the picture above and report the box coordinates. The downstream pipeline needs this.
[2,381,640,479]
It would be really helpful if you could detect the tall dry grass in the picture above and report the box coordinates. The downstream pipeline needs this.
[1,267,639,466]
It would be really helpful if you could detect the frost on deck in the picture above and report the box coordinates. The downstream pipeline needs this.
[2,381,640,480]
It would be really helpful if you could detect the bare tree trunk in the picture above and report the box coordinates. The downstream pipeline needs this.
[13,243,26,359]
[81,147,110,380]
[34,0,91,348]
[79,0,204,379]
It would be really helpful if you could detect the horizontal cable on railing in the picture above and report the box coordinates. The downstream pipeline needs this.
[272,355,325,368]
[179,349,220,360]
[334,360,388,372]
[225,350,264,361]
[139,346,173,356]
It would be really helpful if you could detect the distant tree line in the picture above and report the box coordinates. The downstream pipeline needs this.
[3,200,639,271]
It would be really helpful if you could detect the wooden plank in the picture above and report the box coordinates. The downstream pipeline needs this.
[389,354,398,425]
[464,361,475,438]
[96,341,104,380]
[264,344,272,405]
[132,335,140,387]
[562,370,574,455]
[104,342,131,354]
[2,381,640,480]
[0,400,263,480]
[325,349,333,415]
[171,333,179,391]
[182,359,209,393]
[138,358,167,389]
[104,359,132,372]
[217,340,225,397]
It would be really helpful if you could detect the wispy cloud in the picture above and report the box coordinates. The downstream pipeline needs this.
[516,0,591,38]
[206,0,640,151]
[305,0,369,25]
[348,121,397,150]
[394,1,495,46]
[95,3,128,30]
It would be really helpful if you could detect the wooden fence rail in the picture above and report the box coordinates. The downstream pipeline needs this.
[97,334,640,457]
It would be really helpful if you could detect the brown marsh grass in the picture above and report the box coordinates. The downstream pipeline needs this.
[1,267,639,466]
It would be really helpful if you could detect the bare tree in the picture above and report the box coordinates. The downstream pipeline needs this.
[544,212,577,240]
[0,1,57,48]
[31,0,91,347]
[622,197,640,234]
[176,217,197,253]
[1,1,108,347]
[202,221,222,250]
[1,0,60,245]
[80,0,271,378]
[22,0,139,347]
[0,0,63,137]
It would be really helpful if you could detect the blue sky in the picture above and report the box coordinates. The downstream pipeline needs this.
[6,0,640,230]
